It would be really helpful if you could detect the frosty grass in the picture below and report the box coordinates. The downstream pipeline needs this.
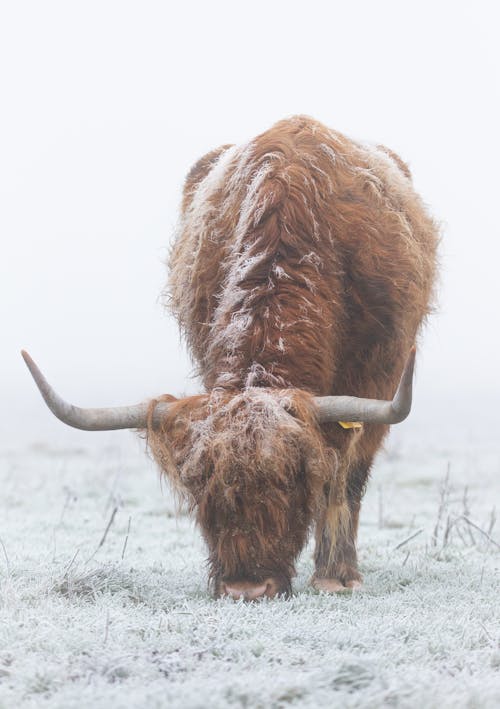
[0,421,498,708]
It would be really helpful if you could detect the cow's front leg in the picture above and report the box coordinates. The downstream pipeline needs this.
[311,453,374,592]
[311,495,363,592]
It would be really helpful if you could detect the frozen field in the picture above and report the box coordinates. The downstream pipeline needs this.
[0,419,498,708]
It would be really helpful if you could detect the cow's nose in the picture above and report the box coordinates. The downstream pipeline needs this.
[221,578,280,601]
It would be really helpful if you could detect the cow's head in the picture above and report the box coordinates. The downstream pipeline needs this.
[21,348,415,600]
[147,388,332,598]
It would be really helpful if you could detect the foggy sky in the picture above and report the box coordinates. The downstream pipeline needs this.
[1,1,499,446]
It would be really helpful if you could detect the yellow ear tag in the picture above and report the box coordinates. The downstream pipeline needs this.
[338,421,363,430]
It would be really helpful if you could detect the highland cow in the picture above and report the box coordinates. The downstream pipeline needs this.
[23,115,438,599]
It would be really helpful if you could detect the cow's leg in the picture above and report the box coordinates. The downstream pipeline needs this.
[312,459,372,592]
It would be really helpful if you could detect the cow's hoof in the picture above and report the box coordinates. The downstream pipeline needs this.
[311,576,363,593]
[311,577,346,593]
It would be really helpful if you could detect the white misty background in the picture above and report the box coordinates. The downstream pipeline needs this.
[1,1,499,448]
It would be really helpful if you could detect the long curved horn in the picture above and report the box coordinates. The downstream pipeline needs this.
[21,350,173,431]
[313,347,416,424]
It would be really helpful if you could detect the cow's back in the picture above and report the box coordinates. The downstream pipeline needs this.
[169,116,438,410]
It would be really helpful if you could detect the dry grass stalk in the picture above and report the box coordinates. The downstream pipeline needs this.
[394,529,423,551]
[121,517,132,560]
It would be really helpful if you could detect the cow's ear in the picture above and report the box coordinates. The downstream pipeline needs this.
[182,144,234,211]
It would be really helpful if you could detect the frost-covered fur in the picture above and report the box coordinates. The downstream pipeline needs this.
[148,389,334,594]
[150,115,439,592]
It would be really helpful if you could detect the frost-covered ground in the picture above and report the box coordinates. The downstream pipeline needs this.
[0,420,499,708]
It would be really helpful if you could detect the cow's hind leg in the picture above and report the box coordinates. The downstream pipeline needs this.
[312,459,372,592]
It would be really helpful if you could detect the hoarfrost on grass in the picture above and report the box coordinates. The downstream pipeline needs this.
[0,425,499,709]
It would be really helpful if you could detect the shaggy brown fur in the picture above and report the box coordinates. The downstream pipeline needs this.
[149,115,438,594]
[148,388,332,594]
